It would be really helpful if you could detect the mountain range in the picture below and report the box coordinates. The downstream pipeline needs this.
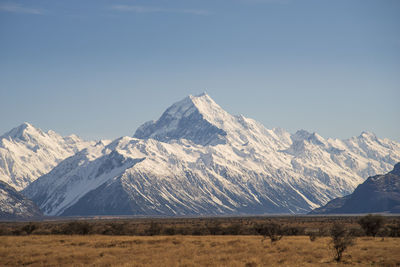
[2,93,400,217]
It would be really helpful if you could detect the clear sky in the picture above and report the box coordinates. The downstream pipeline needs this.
[0,0,399,141]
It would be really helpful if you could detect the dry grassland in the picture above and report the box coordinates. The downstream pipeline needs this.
[1,235,400,266]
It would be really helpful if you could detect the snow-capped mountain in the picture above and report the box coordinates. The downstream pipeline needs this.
[0,123,95,191]
[24,94,400,216]
[0,180,42,219]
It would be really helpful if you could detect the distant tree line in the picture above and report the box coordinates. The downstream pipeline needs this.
[0,215,399,238]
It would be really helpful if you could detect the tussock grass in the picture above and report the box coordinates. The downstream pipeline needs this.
[1,235,399,266]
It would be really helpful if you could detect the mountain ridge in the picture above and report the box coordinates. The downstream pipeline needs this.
[0,122,97,190]
[22,94,400,216]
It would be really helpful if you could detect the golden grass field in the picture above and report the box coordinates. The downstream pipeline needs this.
[1,235,399,266]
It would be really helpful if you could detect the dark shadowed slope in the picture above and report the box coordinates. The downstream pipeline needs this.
[311,163,400,214]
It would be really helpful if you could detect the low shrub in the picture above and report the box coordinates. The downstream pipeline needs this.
[62,221,92,235]
[358,214,385,237]
[330,223,355,262]
[255,222,283,244]
[21,223,37,235]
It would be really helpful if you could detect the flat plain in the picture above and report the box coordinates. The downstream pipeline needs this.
[1,235,400,266]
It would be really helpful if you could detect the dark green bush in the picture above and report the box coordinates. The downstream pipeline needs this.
[330,223,355,262]
[62,221,92,235]
[387,222,400,237]
[207,222,222,235]
[308,231,318,241]
[282,225,305,235]
[145,222,161,236]
[163,227,176,235]
[358,214,385,237]
[255,222,283,244]
[21,222,37,235]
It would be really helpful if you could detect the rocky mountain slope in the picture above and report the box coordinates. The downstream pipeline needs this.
[311,163,400,214]
[23,94,400,216]
[0,180,42,219]
[0,123,95,190]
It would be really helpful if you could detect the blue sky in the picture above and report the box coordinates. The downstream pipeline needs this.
[1,0,399,141]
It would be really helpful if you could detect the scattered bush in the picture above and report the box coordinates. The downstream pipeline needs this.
[387,222,400,237]
[62,221,92,235]
[255,222,283,244]
[358,214,385,237]
[0,216,397,237]
[223,223,242,235]
[12,228,24,236]
[317,227,330,237]
[0,227,11,235]
[21,222,37,235]
[163,227,176,235]
[281,225,305,235]
[101,223,125,235]
[207,222,222,235]
[145,222,161,236]
[308,231,318,242]
[330,223,355,262]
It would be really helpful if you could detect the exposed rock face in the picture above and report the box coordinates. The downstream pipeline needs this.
[311,163,400,214]
[0,181,42,219]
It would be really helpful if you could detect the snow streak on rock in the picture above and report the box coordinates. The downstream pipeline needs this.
[0,180,42,219]
[23,94,400,216]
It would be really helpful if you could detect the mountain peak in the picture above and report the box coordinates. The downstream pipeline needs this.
[190,92,209,98]
[1,122,42,141]
[0,123,95,190]
[292,130,312,141]
[12,122,33,133]
[20,122,32,128]
[163,96,193,117]
[189,93,227,123]
[291,130,326,146]
[164,93,223,120]
[359,131,377,140]
[187,92,214,105]
[134,94,227,145]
